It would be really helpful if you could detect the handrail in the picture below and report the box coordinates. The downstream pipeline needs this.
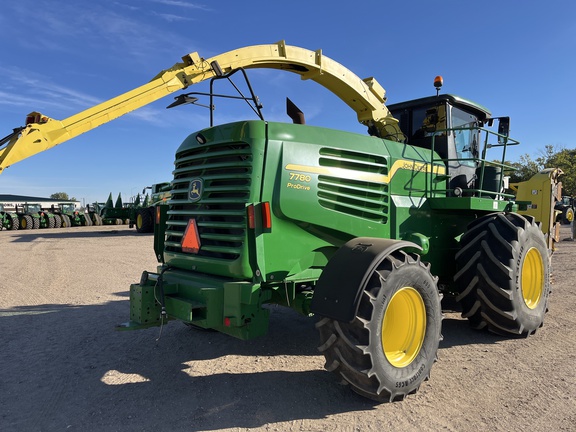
[428,126,520,199]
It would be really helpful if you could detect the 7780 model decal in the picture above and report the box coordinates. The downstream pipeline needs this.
[285,159,446,185]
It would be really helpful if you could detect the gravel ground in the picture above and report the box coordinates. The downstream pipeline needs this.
[1,225,575,431]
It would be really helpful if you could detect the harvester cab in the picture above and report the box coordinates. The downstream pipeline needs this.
[388,81,514,198]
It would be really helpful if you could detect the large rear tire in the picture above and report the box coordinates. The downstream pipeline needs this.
[19,215,33,230]
[454,212,550,336]
[7,215,19,231]
[53,214,62,228]
[136,208,154,233]
[316,250,442,402]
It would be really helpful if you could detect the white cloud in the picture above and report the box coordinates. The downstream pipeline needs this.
[154,13,194,22]
[149,0,211,10]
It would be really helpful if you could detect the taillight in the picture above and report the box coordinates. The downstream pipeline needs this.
[246,202,271,230]
[262,202,271,229]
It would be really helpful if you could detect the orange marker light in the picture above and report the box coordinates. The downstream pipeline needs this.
[434,75,443,88]
[155,206,161,224]
[181,219,201,253]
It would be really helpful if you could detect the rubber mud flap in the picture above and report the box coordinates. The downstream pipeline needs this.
[311,237,420,322]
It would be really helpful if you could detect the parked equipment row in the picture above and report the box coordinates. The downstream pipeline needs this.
[0,203,101,231]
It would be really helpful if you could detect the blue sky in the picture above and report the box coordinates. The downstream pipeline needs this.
[1,0,574,205]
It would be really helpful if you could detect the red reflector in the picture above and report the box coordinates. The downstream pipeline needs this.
[247,205,255,229]
[224,317,231,327]
[262,202,271,229]
[181,219,201,253]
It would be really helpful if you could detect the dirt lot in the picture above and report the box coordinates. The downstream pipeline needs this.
[1,225,575,431]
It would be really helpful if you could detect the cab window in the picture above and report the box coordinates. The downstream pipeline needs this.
[450,106,479,167]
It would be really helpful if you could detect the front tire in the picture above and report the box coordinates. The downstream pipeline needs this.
[454,212,550,336]
[316,250,442,402]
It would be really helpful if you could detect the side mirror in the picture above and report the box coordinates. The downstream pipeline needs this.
[497,117,510,144]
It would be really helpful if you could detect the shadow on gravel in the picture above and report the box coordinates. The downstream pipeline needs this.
[438,296,507,349]
[0,301,378,431]
[6,228,151,242]
[439,317,506,349]
[0,296,509,431]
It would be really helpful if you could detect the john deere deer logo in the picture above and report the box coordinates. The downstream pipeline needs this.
[189,179,203,202]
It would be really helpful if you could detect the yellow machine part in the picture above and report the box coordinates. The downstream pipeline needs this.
[510,168,563,250]
[0,41,403,173]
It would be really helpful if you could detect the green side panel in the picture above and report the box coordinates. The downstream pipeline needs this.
[257,122,447,281]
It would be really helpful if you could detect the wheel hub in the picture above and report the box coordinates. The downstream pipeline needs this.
[521,247,544,309]
[382,286,426,368]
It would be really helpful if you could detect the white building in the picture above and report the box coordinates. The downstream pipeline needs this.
[0,194,80,212]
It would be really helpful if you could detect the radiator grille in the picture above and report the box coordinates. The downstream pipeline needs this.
[166,142,252,261]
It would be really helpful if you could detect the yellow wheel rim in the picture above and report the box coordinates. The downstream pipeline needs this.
[521,247,544,309]
[21,219,27,229]
[382,287,426,368]
[136,214,143,228]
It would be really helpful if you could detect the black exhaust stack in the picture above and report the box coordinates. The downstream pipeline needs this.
[286,98,305,124]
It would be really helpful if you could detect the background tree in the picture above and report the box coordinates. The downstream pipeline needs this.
[506,144,575,196]
[507,154,540,184]
[50,192,77,201]
[545,148,576,196]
